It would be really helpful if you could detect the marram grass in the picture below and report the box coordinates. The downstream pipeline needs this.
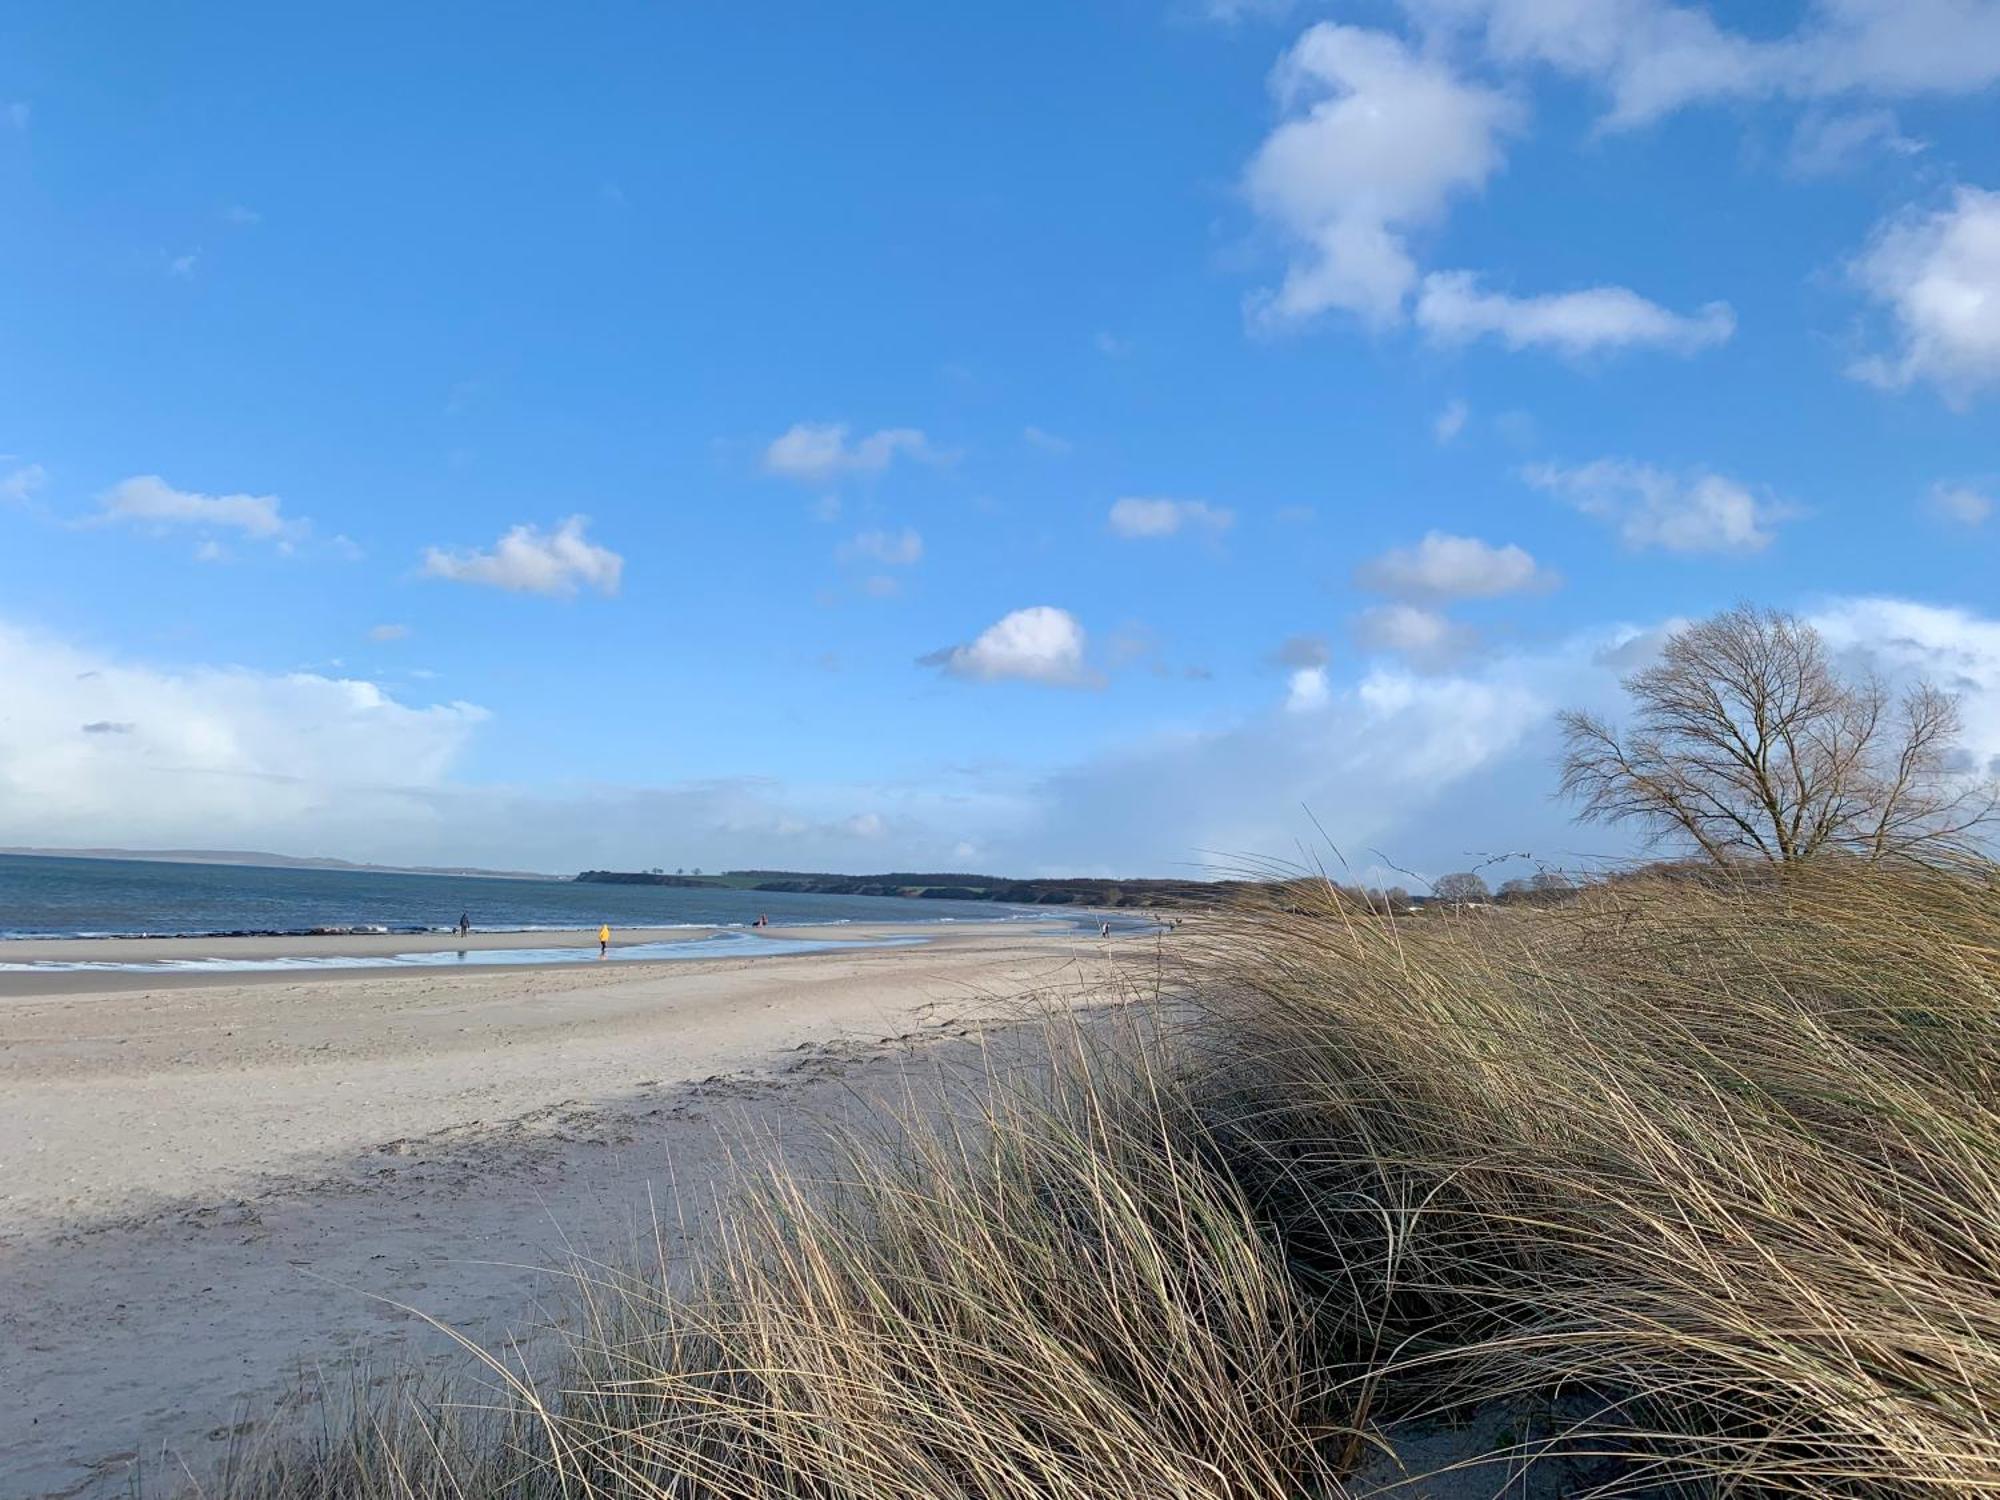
[180,858,2000,1498]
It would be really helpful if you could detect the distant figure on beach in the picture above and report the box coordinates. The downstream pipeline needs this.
[1100,921,1111,938]
[458,912,470,938]
[598,923,610,956]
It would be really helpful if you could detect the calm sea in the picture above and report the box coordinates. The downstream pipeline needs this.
[0,854,1050,940]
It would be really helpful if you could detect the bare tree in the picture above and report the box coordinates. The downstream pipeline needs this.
[1432,871,1490,904]
[1559,606,1996,866]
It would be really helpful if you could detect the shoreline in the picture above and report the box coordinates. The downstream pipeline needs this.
[0,923,1142,1497]
[0,912,1069,945]
[0,919,1131,995]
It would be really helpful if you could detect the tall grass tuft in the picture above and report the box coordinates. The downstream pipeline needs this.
[1193,856,2000,1494]
[185,859,2000,1498]
[192,1014,1342,1500]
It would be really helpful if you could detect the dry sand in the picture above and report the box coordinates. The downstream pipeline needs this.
[0,923,1132,1499]
[1,922,1544,1500]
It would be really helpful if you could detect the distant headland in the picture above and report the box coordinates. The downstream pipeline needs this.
[575,868,1241,908]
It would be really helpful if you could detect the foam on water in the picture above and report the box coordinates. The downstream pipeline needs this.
[0,929,933,975]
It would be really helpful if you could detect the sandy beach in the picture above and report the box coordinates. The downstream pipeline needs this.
[0,923,1141,1499]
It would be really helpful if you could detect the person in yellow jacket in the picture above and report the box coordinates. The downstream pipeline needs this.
[598,923,611,957]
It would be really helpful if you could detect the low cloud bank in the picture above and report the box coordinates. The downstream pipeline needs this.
[3,598,1995,886]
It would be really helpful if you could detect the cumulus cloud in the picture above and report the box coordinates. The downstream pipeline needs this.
[1353,602,1480,667]
[1284,665,1331,712]
[1241,22,1722,347]
[0,619,488,854]
[422,516,623,597]
[96,475,309,547]
[1001,640,1578,880]
[1526,459,1792,554]
[2,462,47,505]
[1811,597,2000,770]
[1928,483,1993,526]
[1403,0,2000,128]
[9,600,1994,883]
[1106,497,1235,539]
[1245,24,1519,326]
[1849,186,2000,404]
[922,606,1096,687]
[1022,426,1073,454]
[999,594,2000,880]
[1414,272,1736,356]
[1357,530,1558,600]
[1788,108,1923,177]
[838,527,924,566]
[763,422,942,482]
[1433,399,1469,444]
[1270,633,1331,668]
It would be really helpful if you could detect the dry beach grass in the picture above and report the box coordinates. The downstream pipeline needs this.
[176,860,2000,1498]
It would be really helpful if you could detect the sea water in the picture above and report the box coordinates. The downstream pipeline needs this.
[0,853,1056,940]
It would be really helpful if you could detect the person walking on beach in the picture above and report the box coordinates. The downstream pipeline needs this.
[598,923,611,957]
[458,912,470,938]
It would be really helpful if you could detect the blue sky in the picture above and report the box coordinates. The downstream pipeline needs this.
[2,0,1997,883]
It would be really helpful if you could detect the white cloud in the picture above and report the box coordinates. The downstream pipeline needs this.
[1284,665,1331,712]
[369,624,412,642]
[1023,425,1073,454]
[8,600,1993,882]
[1404,0,2000,127]
[1241,23,1718,346]
[1244,24,1519,326]
[924,606,1096,687]
[1357,530,1557,600]
[1414,271,1735,356]
[1849,186,2000,404]
[1270,633,1331,668]
[1929,483,1993,526]
[838,527,924,566]
[0,620,488,853]
[762,422,941,482]
[1353,602,1479,667]
[1107,497,1235,539]
[168,252,199,279]
[1810,597,2000,772]
[1005,593,2000,879]
[1525,459,1791,554]
[1788,108,1923,177]
[1433,399,1469,444]
[97,475,309,547]
[1,462,47,505]
[422,516,623,597]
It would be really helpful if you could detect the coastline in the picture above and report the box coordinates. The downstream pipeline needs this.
[0,922,1147,1498]
[0,919,1127,997]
